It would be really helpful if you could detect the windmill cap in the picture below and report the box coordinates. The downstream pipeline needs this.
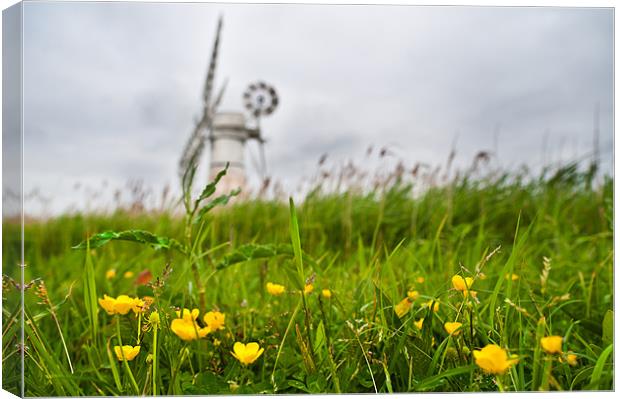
[213,112,246,129]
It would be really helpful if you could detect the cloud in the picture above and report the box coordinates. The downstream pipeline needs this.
[18,2,613,215]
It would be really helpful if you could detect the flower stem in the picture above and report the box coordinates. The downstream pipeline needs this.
[137,313,142,344]
[271,300,301,392]
[495,376,505,392]
[116,316,140,395]
[168,346,189,395]
[539,357,553,391]
[152,327,158,396]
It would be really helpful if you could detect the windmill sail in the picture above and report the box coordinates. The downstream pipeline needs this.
[178,16,225,180]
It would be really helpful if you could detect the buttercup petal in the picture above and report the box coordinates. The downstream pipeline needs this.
[233,342,246,354]
[246,342,260,353]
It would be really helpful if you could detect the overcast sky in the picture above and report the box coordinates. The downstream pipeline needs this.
[14,2,614,215]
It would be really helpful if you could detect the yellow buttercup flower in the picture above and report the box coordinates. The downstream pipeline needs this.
[98,294,117,315]
[423,299,440,312]
[394,297,413,318]
[171,308,209,341]
[132,297,146,314]
[505,273,519,281]
[98,294,143,315]
[176,308,200,321]
[444,322,463,336]
[231,342,264,366]
[463,290,478,299]
[114,345,140,361]
[473,344,518,375]
[322,289,332,298]
[414,318,424,330]
[452,275,474,292]
[266,282,285,296]
[540,336,563,354]
[106,269,116,280]
[123,271,134,279]
[304,284,314,295]
[559,353,578,366]
[114,295,137,315]
[407,290,420,300]
[416,276,425,284]
[204,311,226,331]
[170,318,209,341]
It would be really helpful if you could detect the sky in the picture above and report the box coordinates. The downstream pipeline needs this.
[9,2,615,215]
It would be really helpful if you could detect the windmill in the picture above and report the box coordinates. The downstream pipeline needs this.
[208,81,278,194]
[178,17,278,196]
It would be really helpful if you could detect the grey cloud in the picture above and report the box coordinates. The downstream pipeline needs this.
[16,2,614,215]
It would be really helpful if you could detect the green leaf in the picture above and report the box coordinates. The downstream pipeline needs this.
[427,336,451,378]
[295,324,316,373]
[23,312,80,395]
[287,379,310,393]
[283,263,305,292]
[531,316,547,390]
[602,310,613,346]
[194,188,241,225]
[82,239,99,341]
[313,321,326,355]
[306,373,328,393]
[104,341,122,392]
[184,372,229,394]
[73,230,186,254]
[590,343,613,389]
[216,243,316,270]
[487,213,533,334]
[415,365,475,391]
[195,163,229,204]
[288,197,305,290]
[381,361,393,393]
[408,334,432,379]
[373,283,402,330]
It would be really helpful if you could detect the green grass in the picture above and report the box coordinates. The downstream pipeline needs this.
[2,164,614,395]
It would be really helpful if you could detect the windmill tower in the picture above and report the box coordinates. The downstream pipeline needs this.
[178,17,278,196]
[208,82,278,194]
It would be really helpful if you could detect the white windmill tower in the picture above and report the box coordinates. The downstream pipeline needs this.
[179,17,278,197]
[208,82,278,194]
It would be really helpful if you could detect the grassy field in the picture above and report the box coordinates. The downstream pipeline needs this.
[2,162,614,395]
